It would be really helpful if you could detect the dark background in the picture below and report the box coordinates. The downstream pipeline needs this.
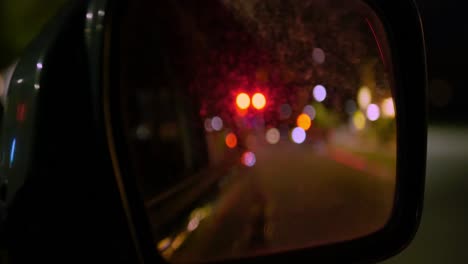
[417,0,468,124]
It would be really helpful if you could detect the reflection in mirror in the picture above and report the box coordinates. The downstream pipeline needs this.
[114,0,396,262]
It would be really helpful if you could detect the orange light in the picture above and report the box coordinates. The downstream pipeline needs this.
[252,93,266,110]
[236,93,250,109]
[297,113,312,130]
[225,133,238,149]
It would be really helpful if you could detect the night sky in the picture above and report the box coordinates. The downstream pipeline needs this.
[416,0,468,123]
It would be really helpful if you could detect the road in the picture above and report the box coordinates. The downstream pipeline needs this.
[383,126,468,264]
[156,139,396,263]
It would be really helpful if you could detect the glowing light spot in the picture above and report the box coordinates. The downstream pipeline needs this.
[241,151,256,167]
[252,93,266,110]
[204,118,213,132]
[34,84,40,90]
[265,128,280,144]
[86,12,93,19]
[296,114,312,130]
[157,237,172,251]
[9,138,16,167]
[190,206,212,220]
[291,127,306,144]
[358,87,372,109]
[279,104,292,119]
[98,10,105,16]
[17,79,23,84]
[313,85,327,102]
[16,103,26,122]
[366,104,380,121]
[225,133,238,148]
[236,93,250,109]
[211,116,223,131]
[313,48,326,64]
[136,124,151,140]
[303,105,316,120]
[187,217,200,232]
[353,111,366,131]
[171,232,187,250]
[36,63,43,70]
[381,98,395,118]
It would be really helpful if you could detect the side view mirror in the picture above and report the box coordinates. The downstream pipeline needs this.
[1,0,427,263]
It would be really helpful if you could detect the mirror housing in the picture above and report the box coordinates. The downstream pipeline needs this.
[1,0,426,263]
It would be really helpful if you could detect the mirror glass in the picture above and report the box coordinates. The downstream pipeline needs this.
[114,0,396,262]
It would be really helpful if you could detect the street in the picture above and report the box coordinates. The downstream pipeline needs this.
[155,138,396,263]
[383,126,468,264]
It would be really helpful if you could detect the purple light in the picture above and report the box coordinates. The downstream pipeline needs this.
[366,104,380,121]
[242,152,256,167]
[313,85,327,102]
[204,118,213,132]
[211,116,223,131]
[291,127,306,144]
[303,105,316,120]
[312,48,326,64]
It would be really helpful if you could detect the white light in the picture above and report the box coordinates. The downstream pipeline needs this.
[211,116,223,131]
[187,217,200,232]
[291,127,306,144]
[303,105,316,120]
[265,128,280,144]
[312,48,326,64]
[381,98,395,118]
[34,84,40,90]
[86,12,93,20]
[313,85,327,102]
[36,63,43,69]
[358,87,372,109]
[366,104,380,121]
[17,79,23,84]
[98,10,105,16]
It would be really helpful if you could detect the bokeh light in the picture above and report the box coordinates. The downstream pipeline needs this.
[211,116,223,131]
[204,118,213,132]
[157,237,172,252]
[241,151,256,167]
[381,98,395,118]
[171,232,187,250]
[358,86,372,109]
[225,132,238,148]
[279,104,292,120]
[366,104,380,121]
[297,114,312,130]
[303,105,316,120]
[236,93,250,109]
[265,128,280,144]
[252,93,266,110]
[187,217,200,232]
[136,124,151,140]
[313,85,327,102]
[353,111,366,130]
[291,127,306,144]
[312,48,326,64]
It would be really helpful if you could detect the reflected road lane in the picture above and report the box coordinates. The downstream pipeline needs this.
[168,141,395,263]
